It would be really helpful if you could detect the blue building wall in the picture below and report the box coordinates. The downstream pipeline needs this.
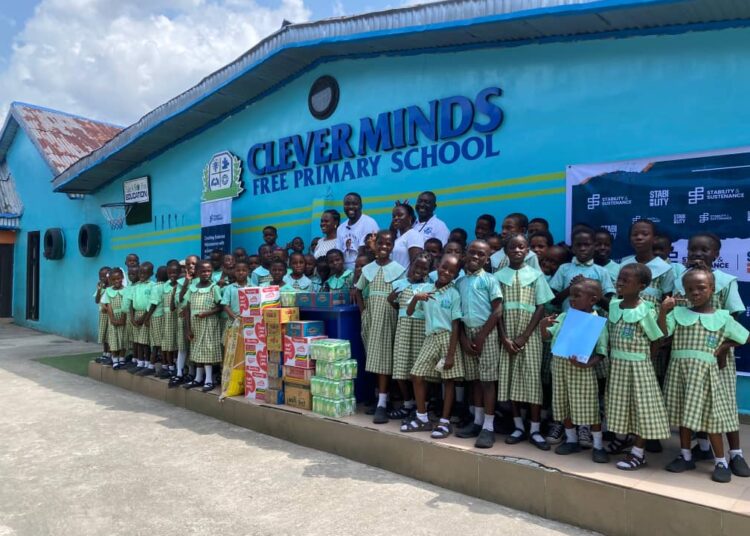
[10,26,750,350]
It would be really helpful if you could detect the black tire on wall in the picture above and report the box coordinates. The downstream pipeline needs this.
[43,228,65,260]
[78,224,101,257]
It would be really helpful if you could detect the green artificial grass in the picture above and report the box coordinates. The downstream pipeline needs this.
[35,352,99,376]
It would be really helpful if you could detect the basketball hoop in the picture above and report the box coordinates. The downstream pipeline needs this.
[101,202,133,230]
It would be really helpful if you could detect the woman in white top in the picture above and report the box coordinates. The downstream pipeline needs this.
[391,201,423,269]
[313,209,340,259]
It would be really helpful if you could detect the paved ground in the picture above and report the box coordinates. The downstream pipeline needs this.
[0,321,597,536]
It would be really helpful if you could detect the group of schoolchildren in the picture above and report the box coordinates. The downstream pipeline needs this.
[94,199,749,484]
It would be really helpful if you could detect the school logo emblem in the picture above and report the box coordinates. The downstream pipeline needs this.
[202,151,244,201]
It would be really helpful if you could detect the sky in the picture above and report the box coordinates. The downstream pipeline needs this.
[0,0,435,126]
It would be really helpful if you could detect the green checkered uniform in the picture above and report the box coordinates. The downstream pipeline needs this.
[97,307,108,345]
[160,284,179,352]
[131,311,151,345]
[392,284,427,380]
[541,293,560,386]
[663,308,744,433]
[104,290,128,353]
[496,271,547,405]
[187,284,223,364]
[549,311,607,424]
[360,268,399,375]
[411,329,465,380]
[175,280,193,353]
[149,315,165,348]
[605,301,670,439]
[463,326,501,382]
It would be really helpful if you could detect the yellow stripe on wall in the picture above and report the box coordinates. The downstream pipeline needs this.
[110,171,565,248]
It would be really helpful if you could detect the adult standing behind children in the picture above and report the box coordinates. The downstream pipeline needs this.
[337,192,379,270]
[413,191,450,246]
[314,209,341,259]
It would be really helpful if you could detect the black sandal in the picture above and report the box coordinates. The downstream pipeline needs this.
[388,406,412,420]
[607,435,634,454]
[201,383,215,392]
[400,419,433,433]
[616,453,646,471]
[182,380,202,389]
[431,423,453,439]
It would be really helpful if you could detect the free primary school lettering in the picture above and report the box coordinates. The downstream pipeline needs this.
[247,87,504,195]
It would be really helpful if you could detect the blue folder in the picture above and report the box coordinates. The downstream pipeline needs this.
[551,309,607,363]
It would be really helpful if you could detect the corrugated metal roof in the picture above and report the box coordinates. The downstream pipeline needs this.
[4,103,123,175]
[0,160,23,228]
[51,0,750,193]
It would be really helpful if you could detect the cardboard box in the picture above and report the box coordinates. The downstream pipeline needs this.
[262,307,300,325]
[295,292,313,308]
[239,286,280,317]
[283,335,328,368]
[283,365,315,385]
[242,320,267,343]
[264,387,285,405]
[245,349,268,373]
[312,291,351,308]
[266,324,284,351]
[244,370,269,400]
[268,351,283,364]
[285,320,325,338]
[267,362,284,379]
[268,376,284,390]
[284,384,312,410]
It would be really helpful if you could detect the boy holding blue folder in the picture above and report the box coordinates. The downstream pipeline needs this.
[540,279,609,463]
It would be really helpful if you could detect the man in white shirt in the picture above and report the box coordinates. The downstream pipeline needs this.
[336,192,380,269]
[412,191,450,246]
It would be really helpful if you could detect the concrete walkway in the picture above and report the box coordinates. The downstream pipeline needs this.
[0,322,596,536]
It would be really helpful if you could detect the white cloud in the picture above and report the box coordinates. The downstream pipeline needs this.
[0,0,311,125]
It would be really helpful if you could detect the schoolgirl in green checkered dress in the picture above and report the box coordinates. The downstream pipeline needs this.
[94,266,111,361]
[353,253,371,346]
[496,235,554,450]
[541,279,610,463]
[605,263,669,471]
[184,260,224,392]
[454,240,503,449]
[355,230,405,425]
[403,254,464,439]
[660,268,750,483]
[101,268,128,368]
[677,232,750,477]
[388,254,431,420]
[128,264,157,375]
[159,263,180,381]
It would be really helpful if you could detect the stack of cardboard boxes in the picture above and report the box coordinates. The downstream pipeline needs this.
[239,286,287,404]
[262,306,300,405]
[310,339,358,418]
[282,320,327,410]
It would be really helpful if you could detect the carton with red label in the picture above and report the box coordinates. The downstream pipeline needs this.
[242,318,267,343]
[244,370,269,400]
[239,286,280,317]
[244,348,268,373]
[283,335,327,369]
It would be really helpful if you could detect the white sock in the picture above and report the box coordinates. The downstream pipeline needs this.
[404,400,415,409]
[204,365,213,384]
[194,368,205,383]
[513,416,524,430]
[530,421,541,435]
[698,438,711,451]
[730,449,743,460]
[469,405,476,416]
[715,457,727,467]
[377,393,387,408]
[565,427,577,444]
[456,386,465,403]
[631,446,644,459]
[416,412,428,423]
[592,431,603,450]
[474,407,485,426]
[137,360,144,367]
[483,414,494,432]
[147,363,155,369]
[169,365,175,372]
[176,351,186,376]
[681,448,692,462]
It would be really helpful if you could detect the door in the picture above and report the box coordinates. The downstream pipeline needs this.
[0,244,12,317]
[26,231,39,321]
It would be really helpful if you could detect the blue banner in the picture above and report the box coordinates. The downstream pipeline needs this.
[568,148,750,374]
